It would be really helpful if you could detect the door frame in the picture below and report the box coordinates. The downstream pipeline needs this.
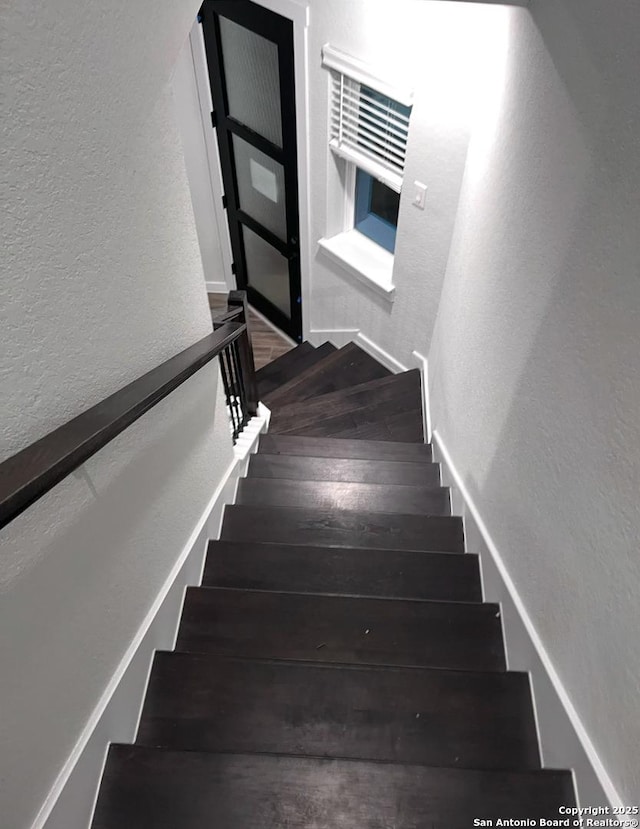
[188,0,311,340]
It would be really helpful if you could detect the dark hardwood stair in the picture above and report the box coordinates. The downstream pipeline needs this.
[258,433,433,462]
[93,746,576,829]
[268,369,424,441]
[137,654,539,770]
[256,341,336,398]
[247,452,441,485]
[237,476,451,514]
[221,504,465,552]
[202,540,483,602]
[91,338,576,828]
[331,408,424,441]
[263,341,391,406]
[176,586,505,670]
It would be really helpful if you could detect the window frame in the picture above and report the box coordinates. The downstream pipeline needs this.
[318,46,414,301]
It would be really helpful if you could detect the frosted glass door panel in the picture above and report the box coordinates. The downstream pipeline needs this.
[243,227,291,318]
[219,16,283,147]
[232,135,287,241]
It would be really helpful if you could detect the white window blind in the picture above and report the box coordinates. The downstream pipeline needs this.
[322,45,413,194]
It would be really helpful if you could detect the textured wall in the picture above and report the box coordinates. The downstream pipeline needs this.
[429,0,640,802]
[171,26,232,292]
[306,0,507,367]
[1,1,234,825]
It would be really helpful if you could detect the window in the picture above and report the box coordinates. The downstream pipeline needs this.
[349,85,410,253]
[319,46,413,297]
[355,165,400,253]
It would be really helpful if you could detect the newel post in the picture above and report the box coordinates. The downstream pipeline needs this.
[228,290,259,416]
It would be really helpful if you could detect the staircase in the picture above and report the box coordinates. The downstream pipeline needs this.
[92,341,575,827]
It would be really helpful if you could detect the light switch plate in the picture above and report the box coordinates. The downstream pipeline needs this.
[413,181,427,210]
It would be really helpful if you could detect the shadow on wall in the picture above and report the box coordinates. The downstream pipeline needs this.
[430,0,640,806]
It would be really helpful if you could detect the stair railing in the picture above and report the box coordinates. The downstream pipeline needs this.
[0,290,258,531]
[212,290,259,443]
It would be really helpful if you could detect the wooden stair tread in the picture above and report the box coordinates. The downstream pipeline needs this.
[176,586,504,671]
[330,407,425,442]
[137,653,539,770]
[237,477,451,515]
[256,342,336,398]
[221,504,464,552]
[202,540,483,602]
[269,369,423,437]
[247,453,441,486]
[263,342,391,407]
[258,433,432,462]
[93,746,576,829]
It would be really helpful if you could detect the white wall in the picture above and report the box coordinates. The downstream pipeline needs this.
[429,0,640,804]
[306,0,505,366]
[1,1,234,826]
[171,24,234,294]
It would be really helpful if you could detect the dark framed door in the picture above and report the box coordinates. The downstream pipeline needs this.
[200,0,302,341]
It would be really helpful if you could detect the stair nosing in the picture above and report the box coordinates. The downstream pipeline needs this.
[258,434,433,449]
[153,650,526,681]
[109,742,572,780]
[206,538,480,560]
[240,475,449,493]
[250,452,442,470]
[218,539,467,555]
[128,742,545,775]
[224,503,461,524]
[196,584,483,604]
[187,584,491,609]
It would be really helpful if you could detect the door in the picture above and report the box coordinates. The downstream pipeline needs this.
[200,0,302,342]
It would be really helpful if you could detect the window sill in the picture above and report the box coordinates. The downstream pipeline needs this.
[318,230,395,302]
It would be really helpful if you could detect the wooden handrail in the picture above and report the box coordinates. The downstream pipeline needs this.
[212,306,244,326]
[0,322,245,531]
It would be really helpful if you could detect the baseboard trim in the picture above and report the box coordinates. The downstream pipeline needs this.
[36,408,269,829]
[431,428,623,811]
[307,327,359,349]
[307,328,410,376]
[205,280,229,294]
[410,350,431,442]
[355,332,407,374]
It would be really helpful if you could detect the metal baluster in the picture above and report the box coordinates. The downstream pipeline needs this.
[218,346,238,441]
[223,344,243,441]
[220,347,238,443]
[232,339,250,430]
[227,291,258,417]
